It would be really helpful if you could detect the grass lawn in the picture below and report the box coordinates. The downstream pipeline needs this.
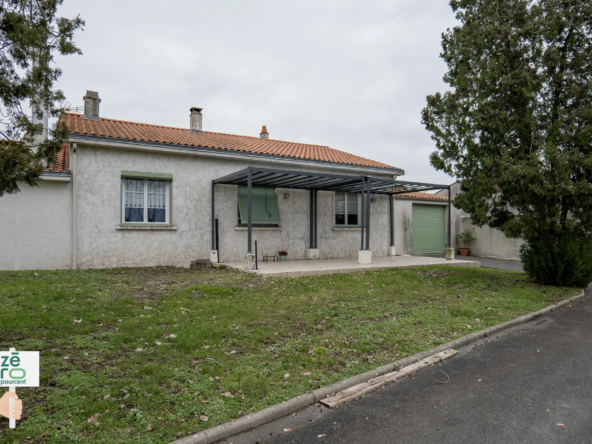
[0,265,575,443]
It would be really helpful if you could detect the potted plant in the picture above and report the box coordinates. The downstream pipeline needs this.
[278,251,288,261]
[458,229,476,256]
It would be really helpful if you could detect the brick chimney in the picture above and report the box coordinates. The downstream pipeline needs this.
[83,91,101,120]
[260,126,269,139]
[190,107,203,133]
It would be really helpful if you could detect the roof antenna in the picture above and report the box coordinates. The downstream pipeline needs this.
[64,102,83,112]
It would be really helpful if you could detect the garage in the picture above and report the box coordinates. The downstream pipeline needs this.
[412,204,446,254]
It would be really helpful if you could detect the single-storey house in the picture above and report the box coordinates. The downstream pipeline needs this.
[0,91,456,270]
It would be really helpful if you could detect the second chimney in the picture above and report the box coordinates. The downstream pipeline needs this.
[83,91,101,120]
[31,107,48,144]
[190,107,203,133]
[260,126,269,139]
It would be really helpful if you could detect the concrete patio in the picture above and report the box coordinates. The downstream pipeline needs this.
[218,255,481,278]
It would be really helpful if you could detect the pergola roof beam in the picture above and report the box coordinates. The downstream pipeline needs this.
[249,173,300,187]
[213,167,450,194]
[258,175,336,188]
[253,166,357,181]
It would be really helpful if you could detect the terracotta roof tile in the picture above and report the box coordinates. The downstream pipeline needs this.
[62,113,401,171]
[395,192,453,202]
[45,145,69,173]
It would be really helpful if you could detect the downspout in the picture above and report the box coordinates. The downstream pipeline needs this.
[71,142,77,269]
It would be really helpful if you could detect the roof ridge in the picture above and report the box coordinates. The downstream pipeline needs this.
[62,113,402,171]
[64,113,334,149]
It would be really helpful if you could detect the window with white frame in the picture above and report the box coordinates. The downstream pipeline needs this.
[122,178,171,224]
[335,192,360,226]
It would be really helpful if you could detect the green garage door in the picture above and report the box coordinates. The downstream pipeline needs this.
[412,204,446,254]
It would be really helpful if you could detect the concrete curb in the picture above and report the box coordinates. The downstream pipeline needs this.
[171,289,585,444]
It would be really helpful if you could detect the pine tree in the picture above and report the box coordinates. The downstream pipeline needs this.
[423,0,592,286]
[0,0,83,196]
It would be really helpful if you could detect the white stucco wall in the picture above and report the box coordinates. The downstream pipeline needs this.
[460,218,523,260]
[74,144,394,268]
[0,179,72,270]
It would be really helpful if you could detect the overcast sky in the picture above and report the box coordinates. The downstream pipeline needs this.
[55,0,458,183]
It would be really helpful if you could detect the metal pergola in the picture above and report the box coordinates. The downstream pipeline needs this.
[212,166,452,258]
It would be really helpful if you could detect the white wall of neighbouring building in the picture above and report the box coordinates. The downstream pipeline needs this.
[0,179,72,270]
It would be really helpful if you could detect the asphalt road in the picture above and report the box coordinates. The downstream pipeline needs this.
[224,288,592,444]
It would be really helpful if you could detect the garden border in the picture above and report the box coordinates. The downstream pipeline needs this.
[172,289,586,444]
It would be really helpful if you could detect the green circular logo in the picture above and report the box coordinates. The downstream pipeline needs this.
[9,368,26,379]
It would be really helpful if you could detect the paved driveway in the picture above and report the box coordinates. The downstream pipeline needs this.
[224,287,592,444]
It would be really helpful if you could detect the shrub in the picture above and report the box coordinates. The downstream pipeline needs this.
[458,229,477,247]
[520,229,592,288]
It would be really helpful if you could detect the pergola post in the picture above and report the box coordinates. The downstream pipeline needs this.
[209,181,218,263]
[360,177,365,250]
[365,177,371,251]
[314,190,318,249]
[211,181,215,250]
[309,190,314,248]
[358,177,372,264]
[246,168,256,269]
[388,195,395,256]
[307,189,320,259]
[446,186,454,260]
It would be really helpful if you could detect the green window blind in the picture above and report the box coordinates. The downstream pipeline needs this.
[237,186,281,225]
